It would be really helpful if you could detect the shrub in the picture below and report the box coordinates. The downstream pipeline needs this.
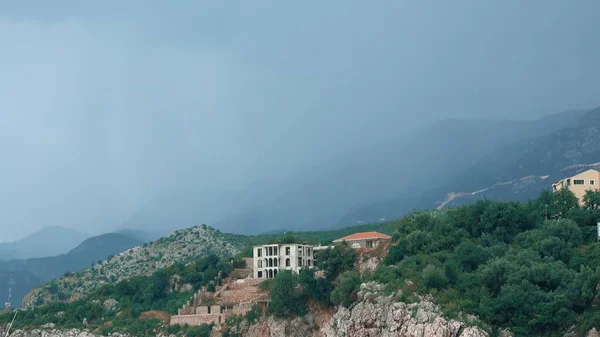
[422,265,447,290]
[245,304,262,324]
[330,271,361,308]
[268,271,307,317]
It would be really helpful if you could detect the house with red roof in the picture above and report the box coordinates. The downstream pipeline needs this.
[332,231,391,249]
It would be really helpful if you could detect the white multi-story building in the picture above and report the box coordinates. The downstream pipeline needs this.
[252,243,314,279]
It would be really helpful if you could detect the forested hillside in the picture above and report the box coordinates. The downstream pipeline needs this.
[23,225,239,306]
[4,190,600,336]
[1,254,233,337]
[369,188,600,336]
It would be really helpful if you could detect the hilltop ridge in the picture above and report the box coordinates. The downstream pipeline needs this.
[341,108,600,223]
[23,225,239,306]
[0,227,89,261]
[0,232,142,307]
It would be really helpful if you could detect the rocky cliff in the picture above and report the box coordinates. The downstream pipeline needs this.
[6,283,600,337]
[223,282,490,337]
[321,282,489,337]
[0,325,175,337]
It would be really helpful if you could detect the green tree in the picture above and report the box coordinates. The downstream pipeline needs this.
[543,219,582,247]
[330,271,361,308]
[553,189,580,219]
[268,271,307,317]
[316,245,357,282]
[245,304,262,324]
[583,190,600,210]
[422,265,448,290]
[480,202,533,242]
[143,270,170,302]
[454,240,491,272]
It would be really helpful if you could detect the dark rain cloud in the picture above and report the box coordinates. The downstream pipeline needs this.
[1,1,599,240]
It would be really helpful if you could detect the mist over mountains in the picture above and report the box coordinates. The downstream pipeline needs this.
[347,108,599,223]
[0,232,142,307]
[121,108,593,235]
[2,107,595,310]
[2,1,600,242]
[0,227,88,260]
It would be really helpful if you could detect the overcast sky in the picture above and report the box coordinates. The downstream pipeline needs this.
[1,1,599,241]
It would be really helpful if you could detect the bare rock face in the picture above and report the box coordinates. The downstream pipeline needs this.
[0,326,176,337]
[321,282,489,337]
[102,299,119,311]
[229,314,316,337]
[587,328,600,337]
[497,329,513,337]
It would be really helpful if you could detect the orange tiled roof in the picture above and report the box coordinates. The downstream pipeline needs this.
[332,231,392,242]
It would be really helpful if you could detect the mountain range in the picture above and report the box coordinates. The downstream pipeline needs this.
[347,108,600,222]
[0,232,142,307]
[120,108,590,234]
[0,226,89,260]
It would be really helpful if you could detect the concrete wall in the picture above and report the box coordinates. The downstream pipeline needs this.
[252,243,314,279]
[336,239,388,249]
[170,314,224,326]
[553,169,600,204]
[172,302,258,326]
[351,239,384,249]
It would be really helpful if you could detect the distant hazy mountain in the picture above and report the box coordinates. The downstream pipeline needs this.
[0,226,89,260]
[420,107,600,208]
[0,232,142,307]
[116,228,165,243]
[0,270,43,309]
[344,108,599,221]
[122,109,585,234]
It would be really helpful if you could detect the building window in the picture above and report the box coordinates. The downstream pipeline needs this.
[258,271,262,278]
[286,258,290,267]
[574,179,585,185]
[274,258,278,267]
[298,257,302,267]
[307,259,311,266]
[591,180,596,186]
[298,248,302,256]
[307,249,311,257]
[286,247,290,255]
[274,247,278,255]
[258,260,262,268]
[257,248,262,257]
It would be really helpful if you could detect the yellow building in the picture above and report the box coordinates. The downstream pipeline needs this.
[552,169,600,204]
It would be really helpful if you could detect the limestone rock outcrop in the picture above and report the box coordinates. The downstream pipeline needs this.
[321,282,488,337]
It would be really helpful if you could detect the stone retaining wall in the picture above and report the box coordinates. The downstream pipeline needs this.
[170,313,225,326]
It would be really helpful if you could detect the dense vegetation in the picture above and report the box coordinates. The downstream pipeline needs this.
[264,244,359,317]
[227,222,396,258]
[370,189,600,337]
[4,189,600,337]
[0,254,232,336]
